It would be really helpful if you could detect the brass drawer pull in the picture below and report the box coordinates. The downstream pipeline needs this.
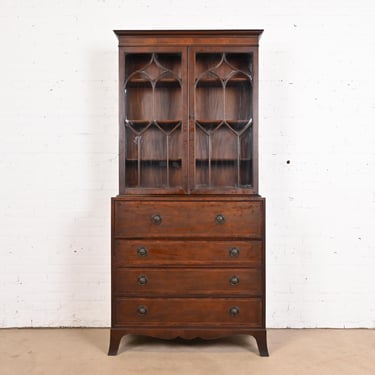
[137,275,148,285]
[229,306,240,317]
[151,214,162,225]
[215,214,225,224]
[229,247,240,257]
[230,275,240,286]
[137,247,148,257]
[137,305,148,316]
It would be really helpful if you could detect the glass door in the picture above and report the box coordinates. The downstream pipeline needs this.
[120,47,188,194]
[190,47,258,194]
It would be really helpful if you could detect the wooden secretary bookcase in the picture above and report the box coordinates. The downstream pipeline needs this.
[109,30,268,357]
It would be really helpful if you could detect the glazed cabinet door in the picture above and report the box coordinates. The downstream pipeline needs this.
[119,47,188,194]
[189,47,259,194]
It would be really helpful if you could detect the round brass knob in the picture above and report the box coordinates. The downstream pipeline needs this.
[215,214,225,224]
[230,275,240,286]
[137,275,148,285]
[151,214,162,225]
[137,305,148,316]
[229,247,240,257]
[137,247,148,257]
[229,306,240,317]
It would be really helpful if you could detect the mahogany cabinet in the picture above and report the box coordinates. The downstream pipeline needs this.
[109,30,268,356]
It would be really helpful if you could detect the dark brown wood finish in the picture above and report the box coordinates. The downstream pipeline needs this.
[114,298,263,326]
[115,268,262,296]
[113,199,264,238]
[110,30,268,357]
[114,30,263,47]
[113,239,263,267]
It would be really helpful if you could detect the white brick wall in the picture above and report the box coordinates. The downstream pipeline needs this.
[1,0,374,327]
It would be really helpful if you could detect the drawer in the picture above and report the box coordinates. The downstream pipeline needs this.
[114,297,263,327]
[115,268,262,296]
[113,200,264,238]
[113,239,263,267]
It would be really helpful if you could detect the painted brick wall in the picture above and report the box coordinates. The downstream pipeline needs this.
[0,0,374,327]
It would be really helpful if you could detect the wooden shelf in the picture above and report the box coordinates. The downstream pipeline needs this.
[196,77,251,87]
[195,121,252,134]
[195,120,251,125]
[126,159,182,167]
[196,159,252,163]
[125,120,181,125]
[195,120,222,126]
[226,77,252,86]
[126,78,181,88]
[126,158,182,161]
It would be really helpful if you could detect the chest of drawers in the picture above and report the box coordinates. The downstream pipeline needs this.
[109,195,268,356]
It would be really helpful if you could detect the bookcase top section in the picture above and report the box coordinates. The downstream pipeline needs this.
[114,30,263,47]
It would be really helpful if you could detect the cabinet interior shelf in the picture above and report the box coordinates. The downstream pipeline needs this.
[126,159,182,167]
[126,78,181,88]
[125,120,251,126]
[196,77,252,87]
[195,120,252,125]
[125,120,181,125]
[125,120,182,132]
[196,159,252,164]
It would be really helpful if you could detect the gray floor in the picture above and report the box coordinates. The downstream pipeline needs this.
[1,329,374,374]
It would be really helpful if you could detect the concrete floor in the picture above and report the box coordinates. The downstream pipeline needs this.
[0,329,374,375]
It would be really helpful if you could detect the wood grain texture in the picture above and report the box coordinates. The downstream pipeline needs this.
[114,297,263,326]
[113,239,263,267]
[115,268,262,296]
[114,30,263,47]
[113,200,263,238]
[108,327,268,355]
[110,30,267,357]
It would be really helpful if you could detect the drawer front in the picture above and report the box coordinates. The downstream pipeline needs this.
[115,298,262,327]
[113,239,262,267]
[113,200,264,238]
[115,268,262,296]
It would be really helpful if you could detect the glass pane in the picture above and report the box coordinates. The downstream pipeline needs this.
[195,73,223,121]
[194,52,253,189]
[195,125,209,186]
[225,73,252,121]
[211,160,237,187]
[124,52,183,189]
[126,82,153,120]
[155,77,181,120]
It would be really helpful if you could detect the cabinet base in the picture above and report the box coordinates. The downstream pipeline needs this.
[108,327,269,357]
